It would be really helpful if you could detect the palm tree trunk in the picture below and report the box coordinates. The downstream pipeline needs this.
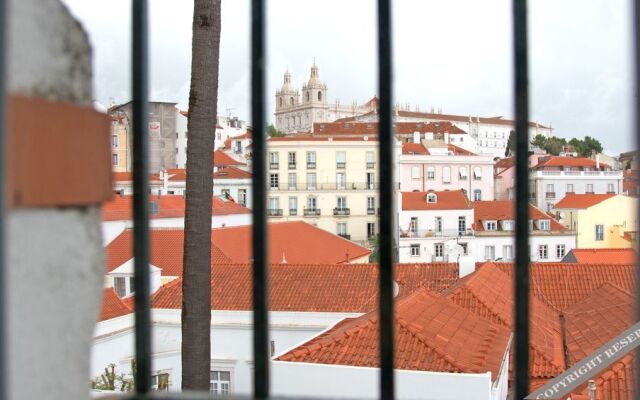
[182,0,221,391]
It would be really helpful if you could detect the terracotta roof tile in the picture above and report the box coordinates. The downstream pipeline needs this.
[268,136,379,142]
[533,156,608,170]
[401,142,429,155]
[102,194,250,221]
[554,193,615,209]
[151,263,461,312]
[213,149,245,166]
[563,248,637,264]
[494,157,514,170]
[473,201,566,232]
[112,172,133,182]
[213,166,252,180]
[447,143,477,156]
[312,121,466,135]
[99,288,132,321]
[276,288,511,378]
[402,190,471,211]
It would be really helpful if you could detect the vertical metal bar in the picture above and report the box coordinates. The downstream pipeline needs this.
[377,0,395,399]
[512,0,530,398]
[634,0,640,397]
[0,0,7,398]
[132,0,151,394]
[251,0,269,397]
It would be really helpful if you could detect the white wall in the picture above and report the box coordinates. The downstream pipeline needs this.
[472,234,576,262]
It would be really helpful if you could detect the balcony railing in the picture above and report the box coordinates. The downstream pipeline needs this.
[269,162,279,169]
[338,233,351,240]
[288,163,296,170]
[545,192,555,199]
[366,162,375,169]
[367,207,376,215]
[268,182,396,191]
[336,162,346,169]
[432,254,450,262]
[289,208,297,216]
[306,162,316,169]
[333,208,350,216]
[400,229,475,238]
[267,209,283,217]
[303,208,321,216]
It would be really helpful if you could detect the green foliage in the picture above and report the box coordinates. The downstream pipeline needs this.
[530,135,602,158]
[268,124,286,137]
[368,235,379,263]
[91,363,134,392]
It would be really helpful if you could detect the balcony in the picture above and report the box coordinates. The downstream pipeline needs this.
[303,208,321,216]
[432,254,450,262]
[269,182,397,191]
[400,229,475,238]
[338,233,351,240]
[534,170,623,178]
[288,163,296,170]
[267,209,283,217]
[367,207,376,215]
[545,192,555,199]
[289,208,297,216]
[366,162,375,169]
[336,162,346,169]
[307,162,316,169]
[333,208,351,216]
[269,162,279,169]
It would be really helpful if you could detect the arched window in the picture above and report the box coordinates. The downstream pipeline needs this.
[411,166,420,179]
[473,189,482,201]
[318,91,322,101]
[289,97,294,105]
[306,92,310,102]
[426,193,437,203]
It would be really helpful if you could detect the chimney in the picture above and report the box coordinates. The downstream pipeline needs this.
[444,132,449,144]
[345,250,350,263]
[596,154,600,169]
[458,255,475,278]
[413,131,420,144]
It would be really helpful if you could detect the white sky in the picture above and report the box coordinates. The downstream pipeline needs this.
[61,0,635,154]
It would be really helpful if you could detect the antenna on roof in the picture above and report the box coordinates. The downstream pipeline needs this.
[281,252,287,264]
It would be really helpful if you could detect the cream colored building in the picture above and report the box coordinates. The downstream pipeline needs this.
[553,194,637,248]
[266,136,400,245]
[110,112,131,172]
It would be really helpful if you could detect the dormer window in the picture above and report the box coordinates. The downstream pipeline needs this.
[538,220,550,231]
[426,193,437,203]
[484,220,497,231]
[113,276,135,298]
[502,220,514,231]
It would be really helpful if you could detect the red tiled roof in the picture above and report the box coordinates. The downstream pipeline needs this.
[232,129,253,140]
[213,166,252,180]
[112,172,133,182]
[268,136,378,142]
[494,157,514,170]
[472,201,566,232]
[99,288,132,321]
[213,149,245,166]
[533,156,608,170]
[106,222,372,276]
[563,248,637,264]
[276,288,511,378]
[401,142,429,155]
[444,264,564,378]
[554,193,615,209]
[447,143,476,156]
[402,190,471,211]
[151,263,461,312]
[102,195,250,221]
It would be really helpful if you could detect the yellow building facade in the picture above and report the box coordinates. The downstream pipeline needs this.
[110,115,131,172]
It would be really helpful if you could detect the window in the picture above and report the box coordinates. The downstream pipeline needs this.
[112,135,118,147]
[307,173,317,190]
[288,173,297,190]
[595,224,604,241]
[539,220,550,230]
[556,244,566,259]
[458,167,468,180]
[238,189,247,206]
[503,245,513,260]
[366,151,375,168]
[442,167,451,183]
[409,217,418,233]
[484,246,495,260]
[427,167,435,180]
[210,371,231,395]
[221,189,231,199]
[434,243,444,258]
[458,216,466,235]
[586,183,594,193]
[336,151,346,168]
[367,196,375,213]
[151,373,169,391]
[336,172,346,190]
[410,244,420,257]
[337,222,347,236]
[269,152,279,168]
[112,153,118,166]
[289,197,297,215]
[411,166,420,179]
[367,222,376,239]
[307,196,317,210]
[336,196,347,210]
[566,183,574,193]
[426,193,437,203]
[434,217,443,233]
[473,189,482,201]
[318,91,322,101]
[502,220,514,231]
[269,173,279,189]
[268,197,279,212]
[485,221,497,231]
[538,245,548,260]
[366,172,375,189]
[473,167,482,180]
[288,152,296,168]
[114,277,126,298]
[306,151,316,168]
[607,183,615,193]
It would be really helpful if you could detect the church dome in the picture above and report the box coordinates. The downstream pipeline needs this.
[280,70,294,93]
[307,62,322,88]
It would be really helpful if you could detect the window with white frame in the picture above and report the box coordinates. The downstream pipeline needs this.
[367,222,376,239]
[538,245,548,259]
[410,244,420,257]
[367,196,375,211]
[435,216,443,233]
[503,245,513,260]
[268,197,279,211]
[607,183,615,193]
[289,197,297,215]
[238,189,247,206]
[595,224,604,241]
[112,135,118,148]
[442,167,451,183]
[434,243,444,258]
[485,220,497,231]
[566,183,574,193]
[366,151,375,167]
[538,220,550,231]
[113,276,135,298]
[336,196,347,210]
[288,173,297,189]
[151,372,170,391]
[336,172,346,190]
[586,183,594,193]
[269,173,279,189]
[288,151,296,167]
[306,173,316,190]
[269,151,279,166]
[411,166,420,179]
[409,217,418,233]
[337,222,348,236]
[307,196,317,210]
[210,371,231,395]
[336,151,346,168]
[502,220,514,231]
[306,151,316,166]
[556,244,566,259]
[473,189,482,201]
[473,167,482,180]
[427,167,435,180]
[112,154,118,166]
[458,167,468,180]
[484,246,495,260]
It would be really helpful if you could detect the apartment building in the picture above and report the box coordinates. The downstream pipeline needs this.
[529,155,623,211]
[553,193,638,248]
[265,135,400,244]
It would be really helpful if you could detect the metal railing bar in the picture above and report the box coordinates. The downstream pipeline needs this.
[377,0,395,399]
[0,0,7,397]
[512,0,530,398]
[251,0,270,397]
[132,0,151,394]
[634,0,640,396]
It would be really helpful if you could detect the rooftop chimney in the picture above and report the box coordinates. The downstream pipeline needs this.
[413,131,420,144]
[596,154,600,169]
[459,255,475,278]
[444,132,450,144]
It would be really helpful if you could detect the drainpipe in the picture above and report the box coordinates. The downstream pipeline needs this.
[587,379,596,400]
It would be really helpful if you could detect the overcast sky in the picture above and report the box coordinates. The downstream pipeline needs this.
[61,0,634,154]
